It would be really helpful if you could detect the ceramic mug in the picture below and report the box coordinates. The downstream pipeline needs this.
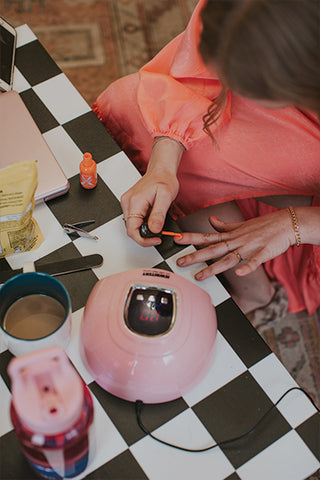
[0,272,71,356]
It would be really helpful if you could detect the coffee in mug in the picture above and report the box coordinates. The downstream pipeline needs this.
[3,294,66,340]
[0,272,71,356]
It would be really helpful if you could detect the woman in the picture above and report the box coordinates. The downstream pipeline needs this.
[92,0,320,319]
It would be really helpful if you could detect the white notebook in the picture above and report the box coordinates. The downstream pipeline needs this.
[0,90,69,203]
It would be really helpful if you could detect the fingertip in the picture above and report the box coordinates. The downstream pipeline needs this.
[194,271,205,281]
[150,236,162,246]
[209,215,222,223]
[173,234,184,242]
[235,266,250,276]
[148,221,162,235]
[176,257,185,267]
[144,239,162,248]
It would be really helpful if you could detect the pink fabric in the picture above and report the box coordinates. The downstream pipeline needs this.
[92,0,320,314]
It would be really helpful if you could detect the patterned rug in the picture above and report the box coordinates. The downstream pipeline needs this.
[260,308,320,406]
[2,0,198,105]
[2,0,319,454]
[260,308,320,480]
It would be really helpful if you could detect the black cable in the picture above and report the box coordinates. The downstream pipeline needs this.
[135,387,320,453]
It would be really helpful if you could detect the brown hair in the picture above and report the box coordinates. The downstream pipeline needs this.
[199,0,320,137]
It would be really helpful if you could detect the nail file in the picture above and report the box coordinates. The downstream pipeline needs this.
[0,254,103,284]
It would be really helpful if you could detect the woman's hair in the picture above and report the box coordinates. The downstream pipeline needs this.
[199,0,320,137]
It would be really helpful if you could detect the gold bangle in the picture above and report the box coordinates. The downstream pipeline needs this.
[287,206,301,247]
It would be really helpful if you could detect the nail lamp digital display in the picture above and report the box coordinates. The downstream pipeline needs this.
[80,269,217,403]
[125,285,175,336]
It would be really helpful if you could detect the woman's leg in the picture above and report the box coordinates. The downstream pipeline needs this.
[255,194,313,208]
[177,201,275,314]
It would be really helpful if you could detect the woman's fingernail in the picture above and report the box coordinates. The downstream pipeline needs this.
[195,271,204,280]
[176,258,185,266]
[174,233,183,240]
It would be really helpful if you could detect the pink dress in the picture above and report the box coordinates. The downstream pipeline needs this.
[92,0,320,314]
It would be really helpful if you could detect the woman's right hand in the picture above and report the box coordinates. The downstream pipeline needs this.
[121,137,184,245]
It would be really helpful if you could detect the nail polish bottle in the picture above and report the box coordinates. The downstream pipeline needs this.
[80,152,97,189]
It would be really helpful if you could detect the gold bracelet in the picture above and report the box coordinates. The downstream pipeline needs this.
[287,206,301,247]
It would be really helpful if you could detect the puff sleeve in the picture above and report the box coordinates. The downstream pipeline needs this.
[136,0,231,149]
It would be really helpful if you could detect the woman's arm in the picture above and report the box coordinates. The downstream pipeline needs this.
[136,0,230,149]
[120,0,228,245]
[296,206,320,246]
[121,137,184,245]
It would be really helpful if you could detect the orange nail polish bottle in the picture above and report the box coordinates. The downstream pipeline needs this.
[80,152,97,189]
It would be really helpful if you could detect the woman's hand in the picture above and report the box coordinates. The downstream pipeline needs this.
[121,137,184,245]
[175,209,296,280]
[121,169,180,245]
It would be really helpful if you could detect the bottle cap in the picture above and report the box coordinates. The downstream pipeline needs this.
[82,152,93,166]
[8,346,84,435]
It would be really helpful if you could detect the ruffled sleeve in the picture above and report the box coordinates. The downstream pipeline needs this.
[137,0,231,149]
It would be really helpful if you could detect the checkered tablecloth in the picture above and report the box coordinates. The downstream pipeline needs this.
[0,25,319,480]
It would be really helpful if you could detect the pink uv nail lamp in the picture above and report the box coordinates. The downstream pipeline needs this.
[80,268,217,403]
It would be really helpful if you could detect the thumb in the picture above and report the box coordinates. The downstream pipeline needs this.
[148,184,176,233]
[209,215,243,232]
[148,203,170,234]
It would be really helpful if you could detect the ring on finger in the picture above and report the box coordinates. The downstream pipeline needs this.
[126,213,145,221]
[233,249,243,263]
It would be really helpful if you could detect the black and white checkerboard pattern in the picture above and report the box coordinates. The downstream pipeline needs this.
[0,26,319,480]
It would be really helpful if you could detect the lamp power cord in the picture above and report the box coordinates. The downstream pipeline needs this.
[135,387,320,453]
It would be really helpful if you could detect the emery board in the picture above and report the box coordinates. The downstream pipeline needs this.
[0,90,69,203]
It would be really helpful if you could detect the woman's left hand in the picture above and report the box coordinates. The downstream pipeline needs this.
[175,209,296,280]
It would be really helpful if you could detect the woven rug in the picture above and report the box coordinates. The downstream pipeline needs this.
[260,308,320,480]
[3,2,319,471]
[260,307,320,407]
[2,0,198,105]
